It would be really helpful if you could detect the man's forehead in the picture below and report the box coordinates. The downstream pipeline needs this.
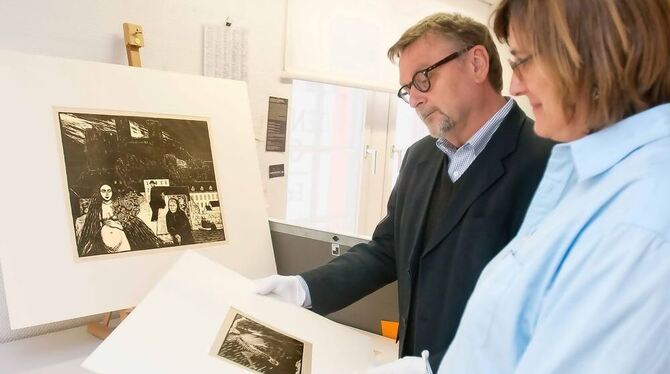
[398,33,457,79]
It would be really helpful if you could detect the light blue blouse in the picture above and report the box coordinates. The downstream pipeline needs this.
[438,104,670,373]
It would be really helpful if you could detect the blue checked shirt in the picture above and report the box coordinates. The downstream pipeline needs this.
[438,104,670,373]
[436,98,515,181]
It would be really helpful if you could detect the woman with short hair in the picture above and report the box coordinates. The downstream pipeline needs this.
[436,0,670,372]
[165,197,195,245]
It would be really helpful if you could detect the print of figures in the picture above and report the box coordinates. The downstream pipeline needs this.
[148,180,165,222]
[60,111,226,258]
[165,197,194,245]
[77,183,161,256]
[217,312,308,374]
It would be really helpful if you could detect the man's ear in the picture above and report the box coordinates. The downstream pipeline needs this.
[471,46,490,84]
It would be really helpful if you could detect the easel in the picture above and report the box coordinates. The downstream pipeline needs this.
[86,308,133,339]
[86,22,144,340]
[123,23,144,67]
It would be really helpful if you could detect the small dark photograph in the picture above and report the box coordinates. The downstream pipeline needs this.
[58,110,227,258]
[217,312,309,374]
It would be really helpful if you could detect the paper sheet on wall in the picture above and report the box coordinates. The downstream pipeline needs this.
[204,24,248,81]
[83,251,375,374]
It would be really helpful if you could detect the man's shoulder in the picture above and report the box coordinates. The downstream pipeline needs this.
[401,135,442,165]
[518,120,555,150]
[406,135,439,155]
[508,107,556,157]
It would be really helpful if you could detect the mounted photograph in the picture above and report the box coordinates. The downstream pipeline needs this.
[58,109,227,258]
[212,308,312,374]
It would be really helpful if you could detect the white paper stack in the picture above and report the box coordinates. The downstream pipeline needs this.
[83,251,375,373]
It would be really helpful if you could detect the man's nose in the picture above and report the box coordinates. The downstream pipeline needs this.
[409,86,426,108]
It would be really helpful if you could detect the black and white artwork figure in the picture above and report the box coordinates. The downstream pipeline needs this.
[58,110,226,258]
[215,310,311,374]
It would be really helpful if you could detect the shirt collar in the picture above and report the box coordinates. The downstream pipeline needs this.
[436,98,515,156]
[566,103,670,181]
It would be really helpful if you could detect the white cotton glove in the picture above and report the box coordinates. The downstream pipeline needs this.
[253,274,307,307]
[363,350,432,374]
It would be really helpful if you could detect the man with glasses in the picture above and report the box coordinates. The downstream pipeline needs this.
[256,13,554,372]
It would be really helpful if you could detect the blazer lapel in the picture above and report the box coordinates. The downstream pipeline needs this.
[421,103,526,258]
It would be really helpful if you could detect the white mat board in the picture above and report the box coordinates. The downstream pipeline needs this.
[83,251,374,373]
[0,50,276,329]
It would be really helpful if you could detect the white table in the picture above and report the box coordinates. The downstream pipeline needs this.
[0,324,398,373]
[0,326,98,373]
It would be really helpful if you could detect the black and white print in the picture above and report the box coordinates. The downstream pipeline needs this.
[215,311,310,374]
[58,110,226,258]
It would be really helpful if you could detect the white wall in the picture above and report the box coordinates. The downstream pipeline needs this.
[0,0,526,221]
[0,0,291,218]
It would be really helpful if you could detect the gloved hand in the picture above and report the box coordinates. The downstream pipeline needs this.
[253,274,307,306]
[364,350,432,374]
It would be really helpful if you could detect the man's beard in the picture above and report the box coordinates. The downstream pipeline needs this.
[436,116,456,138]
[424,115,456,139]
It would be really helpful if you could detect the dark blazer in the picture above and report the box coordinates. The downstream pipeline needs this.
[301,103,555,367]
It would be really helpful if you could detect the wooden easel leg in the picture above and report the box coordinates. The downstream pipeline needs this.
[119,307,133,321]
[86,312,113,340]
[86,308,134,340]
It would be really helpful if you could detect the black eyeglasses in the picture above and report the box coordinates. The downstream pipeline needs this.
[397,45,474,104]
[508,55,534,79]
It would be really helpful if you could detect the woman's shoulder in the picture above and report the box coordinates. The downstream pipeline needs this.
[613,153,670,241]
